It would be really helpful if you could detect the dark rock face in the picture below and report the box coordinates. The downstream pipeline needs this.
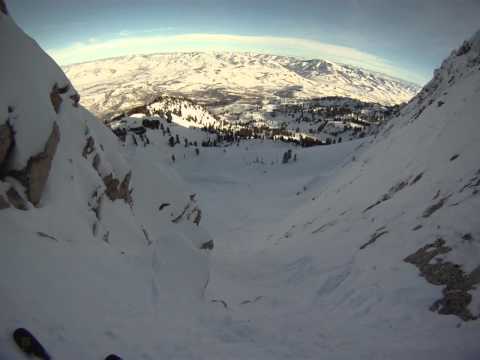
[17,122,60,206]
[70,93,80,107]
[0,123,13,169]
[6,187,27,210]
[422,196,450,218]
[103,171,132,205]
[142,119,160,130]
[0,116,60,209]
[200,240,214,250]
[404,238,479,321]
[50,84,63,114]
[0,0,8,15]
[82,136,95,158]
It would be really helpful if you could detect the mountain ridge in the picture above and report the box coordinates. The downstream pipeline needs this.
[64,51,420,118]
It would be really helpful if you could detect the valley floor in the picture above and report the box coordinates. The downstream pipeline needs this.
[172,139,477,360]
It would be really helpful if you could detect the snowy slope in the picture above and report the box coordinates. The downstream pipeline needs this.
[108,28,480,358]
[0,7,214,359]
[177,31,480,358]
[64,52,420,118]
[1,1,479,358]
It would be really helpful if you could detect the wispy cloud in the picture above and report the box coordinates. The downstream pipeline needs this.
[48,33,425,83]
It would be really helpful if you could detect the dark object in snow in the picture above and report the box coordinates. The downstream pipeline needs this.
[70,93,80,107]
[462,233,473,241]
[0,122,14,169]
[211,299,228,308]
[200,239,214,250]
[359,228,389,250]
[50,84,63,114]
[409,172,424,186]
[159,202,170,211]
[36,232,57,241]
[412,225,423,231]
[105,354,123,360]
[404,239,479,321]
[57,84,70,94]
[12,328,51,360]
[449,154,459,162]
[82,136,95,158]
[422,195,450,218]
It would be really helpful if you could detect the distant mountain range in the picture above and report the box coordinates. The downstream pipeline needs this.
[64,52,420,118]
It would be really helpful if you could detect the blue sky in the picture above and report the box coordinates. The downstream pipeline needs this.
[7,0,480,84]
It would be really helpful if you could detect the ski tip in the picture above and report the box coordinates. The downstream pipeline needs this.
[105,354,123,360]
[12,328,51,360]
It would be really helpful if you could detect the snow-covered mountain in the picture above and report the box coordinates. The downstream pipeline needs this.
[64,52,420,118]
[1,0,479,358]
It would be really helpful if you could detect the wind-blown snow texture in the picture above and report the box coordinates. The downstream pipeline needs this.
[64,52,420,118]
[1,4,479,359]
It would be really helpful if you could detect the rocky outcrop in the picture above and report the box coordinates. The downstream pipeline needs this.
[82,136,95,158]
[50,84,63,114]
[0,123,13,169]
[200,240,214,250]
[70,93,80,107]
[103,171,132,205]
[404,238,479,321]
[0,118,59,209]
[10,122,61,206]
[6,187,27,210]
[26,122,60,205]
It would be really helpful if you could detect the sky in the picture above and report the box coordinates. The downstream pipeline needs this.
[7,0,480,84]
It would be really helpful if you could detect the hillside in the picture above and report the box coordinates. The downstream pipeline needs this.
[0,5,213,359]
[99,29,480,358]
[63,52,420,118]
